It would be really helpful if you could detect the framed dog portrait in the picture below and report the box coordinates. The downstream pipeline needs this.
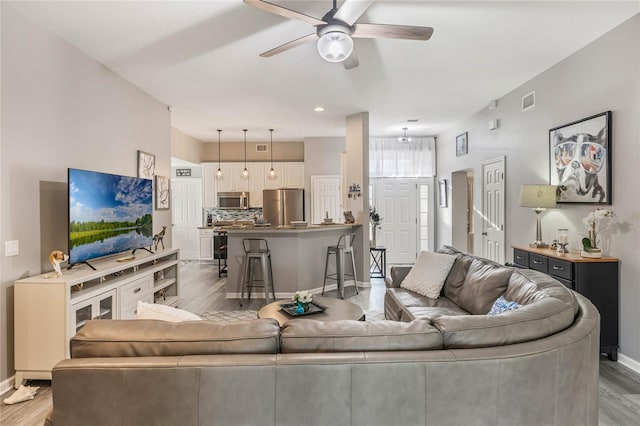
[155,175,170,210]
[456,132,468,157]
[549,111,612,204]
[138,150,155,179]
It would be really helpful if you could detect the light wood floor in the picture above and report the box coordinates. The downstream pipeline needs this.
[2,261,639,425]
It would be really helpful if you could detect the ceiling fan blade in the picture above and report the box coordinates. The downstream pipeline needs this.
[353,23,433,41]
[334,0,374,26]
[259,33,318,57]
[342,51,359,70]
[243,0,325,26]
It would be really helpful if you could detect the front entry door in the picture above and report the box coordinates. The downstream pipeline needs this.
[481,156,506,263]
[375,178,417,264]
[172,178,202,260]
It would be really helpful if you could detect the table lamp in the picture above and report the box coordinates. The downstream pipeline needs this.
[519,184,557,248]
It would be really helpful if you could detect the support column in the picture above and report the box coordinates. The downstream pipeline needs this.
[345,112,369,283]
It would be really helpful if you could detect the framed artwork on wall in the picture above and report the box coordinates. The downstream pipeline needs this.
[549,111,612,204]
[155,175,170,210]
[438,178,448,208]
[456,132,468,157]
[138,150,155,179]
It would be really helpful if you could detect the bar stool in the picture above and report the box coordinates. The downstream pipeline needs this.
[240,239,275,306]
[322,233,358,299]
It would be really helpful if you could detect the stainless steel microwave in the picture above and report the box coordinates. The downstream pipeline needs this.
[217,192,249,210]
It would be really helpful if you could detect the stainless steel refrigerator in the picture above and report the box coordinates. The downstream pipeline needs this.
[262,189,304,226]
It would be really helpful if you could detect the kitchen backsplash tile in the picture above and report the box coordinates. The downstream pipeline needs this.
[206,208,262,222]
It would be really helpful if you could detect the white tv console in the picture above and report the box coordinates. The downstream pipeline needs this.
[14,248,180,387]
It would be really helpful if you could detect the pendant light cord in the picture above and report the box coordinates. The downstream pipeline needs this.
[269,129,274,168]
[217,129,222,169]
[243,129,248,169]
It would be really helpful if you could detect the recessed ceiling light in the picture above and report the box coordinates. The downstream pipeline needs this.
[314,106,325,112]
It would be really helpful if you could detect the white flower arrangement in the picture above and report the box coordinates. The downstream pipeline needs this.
[292,290,313,304]
[582,208,614,250]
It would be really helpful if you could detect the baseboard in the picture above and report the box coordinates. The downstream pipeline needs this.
[0,375,15,397]
[617,353,640,374]
[226,281,367,300]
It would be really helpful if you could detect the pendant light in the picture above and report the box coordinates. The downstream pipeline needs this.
[267,128,278,180]
[240,129,249,180]
[398,127,412,143]
[215,129,224,180]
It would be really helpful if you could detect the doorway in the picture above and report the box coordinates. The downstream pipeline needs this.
[371,178,434,264]
[172,178,202,260]
[310,175,342,224]
[480,156,506,263]
[451,170,474,253]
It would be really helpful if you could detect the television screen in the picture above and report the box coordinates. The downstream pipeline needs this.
[68,168,153,264]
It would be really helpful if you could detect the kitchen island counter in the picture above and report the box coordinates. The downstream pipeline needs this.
[224,224,363,299]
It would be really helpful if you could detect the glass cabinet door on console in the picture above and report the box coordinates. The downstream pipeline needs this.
[69,289,116,337]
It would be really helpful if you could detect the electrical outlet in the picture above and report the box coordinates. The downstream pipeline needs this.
[5,240,19,257]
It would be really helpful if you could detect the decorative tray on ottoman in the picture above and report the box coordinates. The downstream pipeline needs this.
[279,300,328,317]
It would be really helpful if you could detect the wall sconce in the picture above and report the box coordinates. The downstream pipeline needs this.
[348,183,362,199]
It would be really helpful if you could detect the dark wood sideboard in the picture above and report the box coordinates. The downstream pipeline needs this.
[512,245,619,361]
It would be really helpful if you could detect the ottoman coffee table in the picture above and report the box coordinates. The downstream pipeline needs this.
[258,296,365,327]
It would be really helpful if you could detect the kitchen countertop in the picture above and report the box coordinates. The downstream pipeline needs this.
[217,223,360,234]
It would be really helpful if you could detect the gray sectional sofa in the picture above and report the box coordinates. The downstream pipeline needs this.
[46,246,600,426]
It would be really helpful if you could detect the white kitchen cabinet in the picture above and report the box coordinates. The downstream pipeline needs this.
[14,249,180,385]
[248,163,265,207]
[202,164,218,207]
[215,163,236,193]
[232,164,250,192]
[284,163,305,188]
[199,228,214,262]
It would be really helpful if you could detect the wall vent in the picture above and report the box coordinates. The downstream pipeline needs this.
[522,91,535,112]
[256,144,268,152]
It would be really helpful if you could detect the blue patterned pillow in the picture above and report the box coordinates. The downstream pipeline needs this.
[487,296,521,316]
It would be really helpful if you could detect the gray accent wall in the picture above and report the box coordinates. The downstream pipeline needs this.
[0,4,171,382]
[436,15,640,363]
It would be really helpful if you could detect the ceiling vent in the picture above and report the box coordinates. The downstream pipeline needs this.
[256,144,268,152]
[522,91,536,112]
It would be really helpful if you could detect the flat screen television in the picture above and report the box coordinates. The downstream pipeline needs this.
[68,168,153,268]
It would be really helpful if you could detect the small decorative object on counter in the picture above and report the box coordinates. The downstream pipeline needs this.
[151,226,167,251]
[45,251,69,279]
[581,209,613,258]
[343,211,355,224]
[292,290,313,312]
[556,228,569,253]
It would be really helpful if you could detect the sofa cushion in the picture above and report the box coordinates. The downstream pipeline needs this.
[406,305,470,320]
[70,319,281,357]
[432,297,576,348]
[506,269,578,315]
[487,296,521,316]
[280,319,442,353]
[136,301,203,322]
[456,259,514,314]
[400,251,456,299]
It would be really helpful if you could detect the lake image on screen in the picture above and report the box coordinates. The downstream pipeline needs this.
[69,169,153,263]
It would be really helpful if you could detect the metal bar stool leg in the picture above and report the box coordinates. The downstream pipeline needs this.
[240,254,250,307]
[261,253,271,304]
[337,247,345,299]
[268,253,275,301]
[322,248,331,295]
[350,249,359,294]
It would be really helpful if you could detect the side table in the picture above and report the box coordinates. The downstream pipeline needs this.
[370,246,386,278]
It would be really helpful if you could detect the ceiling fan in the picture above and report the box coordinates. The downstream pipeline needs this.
[244,0,434,70]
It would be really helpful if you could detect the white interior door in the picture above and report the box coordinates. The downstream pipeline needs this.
[172,178,202,260]
[311,175,341,224]
[481,156,506,263]
[375,178,417,264]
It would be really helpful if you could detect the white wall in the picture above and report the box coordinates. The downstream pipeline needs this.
[436,15,640,363]
[303,136,345,217]
[0,5,171,382]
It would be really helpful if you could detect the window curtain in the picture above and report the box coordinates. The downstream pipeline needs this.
[369,137,436,177]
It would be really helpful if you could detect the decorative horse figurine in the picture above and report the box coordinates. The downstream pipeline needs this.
[151,226,167,251]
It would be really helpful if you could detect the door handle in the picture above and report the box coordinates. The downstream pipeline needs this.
[481,232,487,236]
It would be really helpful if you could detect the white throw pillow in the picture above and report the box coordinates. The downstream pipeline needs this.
[400,251,456,299]
[136,301,202,322]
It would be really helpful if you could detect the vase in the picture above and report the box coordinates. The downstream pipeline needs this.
[301,302,311,312]
[588,228,597,249]
[370,223,379,248]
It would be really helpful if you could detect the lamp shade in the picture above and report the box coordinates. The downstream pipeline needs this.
[317,32,353,62]
[519,184,557,209]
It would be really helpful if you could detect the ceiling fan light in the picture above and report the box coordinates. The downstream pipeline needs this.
[317,32,353,63]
